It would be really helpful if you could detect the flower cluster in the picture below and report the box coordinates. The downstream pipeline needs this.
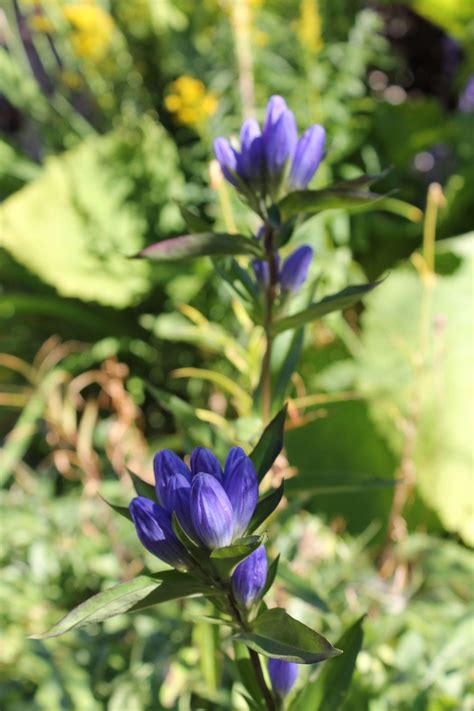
[130,447,267,608]
[165,76,218,127]
[214,95,325,203]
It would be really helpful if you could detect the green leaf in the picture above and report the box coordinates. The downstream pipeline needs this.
[210,534,267,577]
[235,608,341,664]
[99,495,132,522]
[285,475,397,496]
[261,555,280,597]
[272,282,380,336]
[272,328,304,406]
[233,641,266,709]
[249,483,284,532]
[292,616,365,710]
[250,405,287,482]
[178,204,213,232]
[137,232,263,261]
[31,571,210,639]
[127,469,156,501]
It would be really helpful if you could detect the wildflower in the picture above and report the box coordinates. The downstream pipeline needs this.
[268,659,299,698]
[252,244,313,293]
[231,544,267,608]
[63,1,114,62]
[165,76,218,127]
[214,95,325,202]
[129,447,259,562]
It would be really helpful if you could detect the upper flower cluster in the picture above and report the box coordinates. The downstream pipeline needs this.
[214,95,325,203]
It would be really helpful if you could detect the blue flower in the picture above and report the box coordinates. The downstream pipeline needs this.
[129,496,191,570]
[280,245,313,293]
[268,659,299,698]
[289,125,325,190]
[214,95,326,202]
[131,447,260,561]
[231,545,267,608]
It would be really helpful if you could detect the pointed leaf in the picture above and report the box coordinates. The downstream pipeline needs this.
[99,495,132,522]
[278,187,387,220]
[127,469,156,501]
[273,328,304,406]
[292,616,365,710]
[210,534,267,577]
[250,405,287,482]
[137,233,263,261]
[261,554,280,597]
[235,608,341,664]
[178,205,213,232]
[31,571,211,639]
[249,483,284,532]
[272,282,380,336]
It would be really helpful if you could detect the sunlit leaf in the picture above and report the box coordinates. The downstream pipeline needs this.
[250,405,287,482]
[249,483,284,532]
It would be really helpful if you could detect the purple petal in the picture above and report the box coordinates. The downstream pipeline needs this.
[289,125,326,189]
[231,545,267,608]
[268,659,299,697]
[165,473,196,539]
[223,454,258,538]
[214,137,239,185]
[264,109,298,180]
[263,95,288,134]
[190,473,234,549]
[190,447,223,482]
[153,450,190,508]
[129,496,190,568]
[238,118,263,181]
[280,245,313,292]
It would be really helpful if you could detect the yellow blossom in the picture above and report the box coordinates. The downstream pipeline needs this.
[63,1,114,62]
[165,76,218,127]
[297,0,323,55]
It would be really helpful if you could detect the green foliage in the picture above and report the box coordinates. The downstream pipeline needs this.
[250,405,288,481]
[139,232,263,261]
[356,237,474,545]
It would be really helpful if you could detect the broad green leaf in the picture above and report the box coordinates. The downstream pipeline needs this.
[99,495,132,522]
[292,616,365,710]
[138,232,263,261]
[235,608,341,664]
[272,328,304,406]
[357,244,474,544]
[0,119,185,306]
[250,405,287,482]
[249,483,285,532]
[272,282,379,335]
[31,571,210,639]
[285,475,397,496]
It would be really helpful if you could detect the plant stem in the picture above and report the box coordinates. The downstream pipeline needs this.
[261,225,279,424]
[226,591,276,711]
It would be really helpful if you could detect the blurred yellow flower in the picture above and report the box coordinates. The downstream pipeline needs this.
[63,1,114,62]
[165,76,218,127]
[297,0,323,55]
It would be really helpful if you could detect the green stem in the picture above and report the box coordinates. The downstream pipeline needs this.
[261,224,279,424]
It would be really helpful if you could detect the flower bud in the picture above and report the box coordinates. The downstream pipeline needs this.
[238,118,263,183]
[223,454,258,538]
[231,545,267,608]
[268,659,299,698]
[190,473,234,549]
[263,95,288,134]
[213,137,239,185]
[264,109,298,181]
[129,496,190,569]
[153,449,190,508]
[280,245,313,293]
[289,125,326,190]
[165,472,195,539]
[252,254,280,289]
[190,447,223,482]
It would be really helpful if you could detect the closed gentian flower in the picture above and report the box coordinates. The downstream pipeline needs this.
[165,472,195,539]
[190,447,223,482]
[154,449,190,508]
[252,253,280,289]
[280,245,313,293]
[238,118,263,182]
[263,95,288,135]
[213,137,239,185]
[190,473,234,549]
[231,545,267,608]
[268,659,299,698]
[289,125,326,190]
[224,455,259,538]
[264,109,298,181]
[129,496,190,569]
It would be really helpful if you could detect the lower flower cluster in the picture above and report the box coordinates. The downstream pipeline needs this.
[130,446,299,700]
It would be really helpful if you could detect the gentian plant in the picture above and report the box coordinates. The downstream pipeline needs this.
[34,96,418,709]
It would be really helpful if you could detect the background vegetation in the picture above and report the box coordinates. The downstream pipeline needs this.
[1,0,473,708]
